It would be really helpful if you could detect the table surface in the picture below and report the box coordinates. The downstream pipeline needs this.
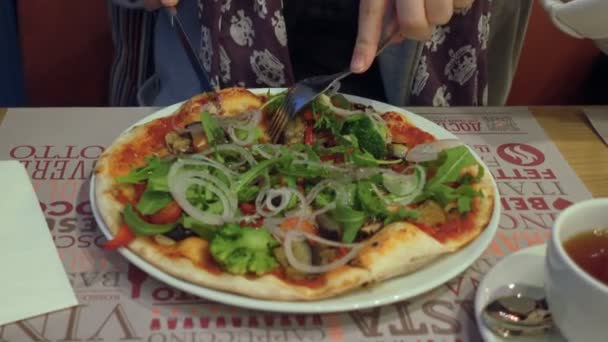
[530,106,608,197]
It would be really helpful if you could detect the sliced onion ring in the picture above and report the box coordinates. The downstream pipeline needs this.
[405,139,463,163]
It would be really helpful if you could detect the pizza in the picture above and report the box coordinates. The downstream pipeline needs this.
[93,87,495,300]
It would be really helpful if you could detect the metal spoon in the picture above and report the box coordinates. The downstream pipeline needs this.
[481,284,554,338]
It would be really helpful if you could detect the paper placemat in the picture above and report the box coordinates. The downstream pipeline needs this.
[0,107,592,341]
[583,107,608,145]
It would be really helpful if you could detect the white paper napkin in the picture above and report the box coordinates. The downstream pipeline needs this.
[0,161,78,326]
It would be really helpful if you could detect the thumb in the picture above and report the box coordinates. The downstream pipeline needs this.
[351,0,389,73]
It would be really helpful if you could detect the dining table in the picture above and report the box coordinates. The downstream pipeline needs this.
[0,104,606,342]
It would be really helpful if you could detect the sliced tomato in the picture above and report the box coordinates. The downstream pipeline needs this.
[147,200,182,224]
[302,109,314,121]
[133,182,147,203]
[239,202,256,215]
[102,224,136,251]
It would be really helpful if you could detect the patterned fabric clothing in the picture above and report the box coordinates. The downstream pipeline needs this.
[197,0,295,90]
[107,2,156,106]
[409,0,491,107]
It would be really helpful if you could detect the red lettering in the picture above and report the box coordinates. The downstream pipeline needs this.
[529,197,549,210]
[280,315,291,326]
[264,315,275,327]
[47,201,73,216]
[216,316,226,328]
[248,316,259,328]
[10,145,35,159]
[54,235,76,248]
[77,201,93,216]
[511,198,528,210]
[32,160,51,180]
[184,318,193,329]
[167,318,177,330]
[81,146,104,159]
[150,318,161,330]
[69,160,87,180]
[541,169,557,179]
[199,317,210,328]
[232,317,242,327]
[524,169,541,179]
[494,169,511,180]
[50,160,68,179]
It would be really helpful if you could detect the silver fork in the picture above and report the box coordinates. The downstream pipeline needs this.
[268,31,399,143]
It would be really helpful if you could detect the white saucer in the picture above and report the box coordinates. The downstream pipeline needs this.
[474,244,566,342]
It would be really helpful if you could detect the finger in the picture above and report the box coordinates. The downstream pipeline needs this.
[161,0,178,7]
[144,0,178,10]
[453,0,474,9]
[425,0,453,25]
[396,0,434,41]
[351,0,389,73]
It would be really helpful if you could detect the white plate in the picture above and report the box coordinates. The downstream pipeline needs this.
[91,88,500,313]
[474,244,566,342]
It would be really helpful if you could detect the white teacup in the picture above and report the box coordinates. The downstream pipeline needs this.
[545,198,608,341]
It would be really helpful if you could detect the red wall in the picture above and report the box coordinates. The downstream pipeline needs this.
[18,0,114,106]
[507,1,603,105]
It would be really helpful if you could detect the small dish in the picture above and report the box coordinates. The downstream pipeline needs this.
[475,244,566,341]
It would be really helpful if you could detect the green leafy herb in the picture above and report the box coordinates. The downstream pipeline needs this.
[200,110,226,146]
[384,207,420,225]
[330,206,367,243]
[357,181,387,217]
[116,155,171,184]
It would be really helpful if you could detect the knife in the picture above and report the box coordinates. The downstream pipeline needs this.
[165,6,215,92]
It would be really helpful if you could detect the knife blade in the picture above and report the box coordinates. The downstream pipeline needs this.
[165,6,215,92]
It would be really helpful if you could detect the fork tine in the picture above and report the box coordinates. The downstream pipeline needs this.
[270,91,293,143]
[269,92,291,143]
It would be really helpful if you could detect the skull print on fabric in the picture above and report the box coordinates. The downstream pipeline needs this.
[410,0,491,106]
[197,0,294,89]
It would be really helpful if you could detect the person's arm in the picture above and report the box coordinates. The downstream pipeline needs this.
[540,0,608,54]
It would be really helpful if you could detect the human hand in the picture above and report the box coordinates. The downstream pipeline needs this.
[143,0,178,10]
[351,0,474,73]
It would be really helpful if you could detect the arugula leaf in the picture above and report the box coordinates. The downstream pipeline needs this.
[418,146,485,214]
[351,149,402,167]
[425,146,480,190]
[237,185,260,202]
[136,189,173,215]
[357,181,387,217]
[232,159,277,194]
[329,206,367,243]
[384,207,420,225]
[116,155,170,184]
[312,99,342,135]
[200,110,226,146]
